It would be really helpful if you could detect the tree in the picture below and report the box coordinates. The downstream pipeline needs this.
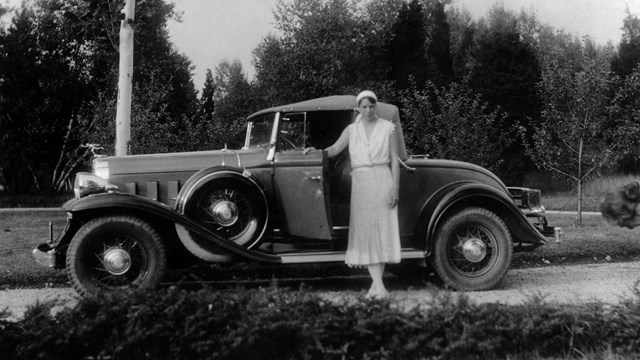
[445,6,475,80]
[604,66,640,172]
[423,0,453,88]
[514,8,582,70]
[213,60,251,123]
[466,5,542,184]
[200,69,216,122]
[388,0,428,90]
[612,9,640,78]
[55,0,199,151]
[399,79,510,172]
[208,60,252,148]
[0,0,96,192]
[0,0,199,192]
[253,0,397,105]
[254,0,361,103]
[359,0,404,85]
[523,47,619,225]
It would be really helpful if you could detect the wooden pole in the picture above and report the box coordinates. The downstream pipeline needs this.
[115,0,135,156]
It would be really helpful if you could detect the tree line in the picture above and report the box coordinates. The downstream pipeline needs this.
[2,0,640,208]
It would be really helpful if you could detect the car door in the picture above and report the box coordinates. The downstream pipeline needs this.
[272,113,333,240]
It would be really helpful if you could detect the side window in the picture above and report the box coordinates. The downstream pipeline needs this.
[278,113,308,151]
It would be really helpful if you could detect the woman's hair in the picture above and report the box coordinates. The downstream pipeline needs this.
[358,96,377,106]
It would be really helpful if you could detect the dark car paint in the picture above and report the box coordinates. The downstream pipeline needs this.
[39,95,548,273]
[49,155,546,270]
[59,193,280,267]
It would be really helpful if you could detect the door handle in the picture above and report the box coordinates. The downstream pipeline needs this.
[306,175,322,182]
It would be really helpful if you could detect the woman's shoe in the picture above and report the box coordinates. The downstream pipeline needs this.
[366,287,389,299]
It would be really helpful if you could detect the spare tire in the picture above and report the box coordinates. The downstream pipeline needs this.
[177,177,268,262]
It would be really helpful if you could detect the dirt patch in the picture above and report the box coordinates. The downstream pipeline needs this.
[4,261,640,321]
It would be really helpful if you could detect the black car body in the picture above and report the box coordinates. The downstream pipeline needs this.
[34,95,553,297]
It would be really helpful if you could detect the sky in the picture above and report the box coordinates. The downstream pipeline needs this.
[3,0,640,90]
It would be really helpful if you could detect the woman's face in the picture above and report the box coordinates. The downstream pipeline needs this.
[358,98,376,120]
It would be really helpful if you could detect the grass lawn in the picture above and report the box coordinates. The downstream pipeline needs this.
[0,210,69,288]
[539,173,640,212]
[542,192,604,212]
[2,209,639,288]
[0,192,72,208]
[513,212,640,268]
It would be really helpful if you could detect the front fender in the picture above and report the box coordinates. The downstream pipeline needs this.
[174,167,267,214]
[63,193,280,263]
[418,181,547,253]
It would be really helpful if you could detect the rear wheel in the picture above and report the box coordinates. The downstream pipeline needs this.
[66,216,166,297]
[432,207,512,291]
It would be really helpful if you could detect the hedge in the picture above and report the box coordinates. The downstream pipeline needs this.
[1,285,639,359]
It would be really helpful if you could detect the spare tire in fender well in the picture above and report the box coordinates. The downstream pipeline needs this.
[174,167,270,261]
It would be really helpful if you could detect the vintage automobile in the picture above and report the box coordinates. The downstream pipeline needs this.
[33,95,553,297]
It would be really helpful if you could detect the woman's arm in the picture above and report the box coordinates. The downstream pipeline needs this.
[389,128,400,208]
[325,126,350,158]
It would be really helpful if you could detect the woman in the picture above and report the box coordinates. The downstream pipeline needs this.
[325,90,401,298]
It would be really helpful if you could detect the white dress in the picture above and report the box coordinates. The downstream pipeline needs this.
[345,117,401,266]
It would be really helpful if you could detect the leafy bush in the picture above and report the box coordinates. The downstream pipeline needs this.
[2,286,640,359]
[398,79,510,174]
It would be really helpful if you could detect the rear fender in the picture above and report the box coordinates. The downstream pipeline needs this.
[61,193,279,264]
[416,182,547,254]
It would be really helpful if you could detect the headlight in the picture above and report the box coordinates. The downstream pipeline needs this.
[74,173,118,199]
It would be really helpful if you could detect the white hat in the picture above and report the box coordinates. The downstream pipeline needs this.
[356,90,377,104]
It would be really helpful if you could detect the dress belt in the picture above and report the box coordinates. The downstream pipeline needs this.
[351,163,389,173]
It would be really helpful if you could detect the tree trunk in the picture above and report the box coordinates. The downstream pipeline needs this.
[577,137,583,225]
[577,180,583,225]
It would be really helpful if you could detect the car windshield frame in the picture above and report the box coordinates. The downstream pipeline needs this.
[243,112,282,161]
[244,113,276,150]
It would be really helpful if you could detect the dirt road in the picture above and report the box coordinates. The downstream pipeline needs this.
[2,261,639,320]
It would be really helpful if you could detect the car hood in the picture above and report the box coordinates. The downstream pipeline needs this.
[95,148,269,176]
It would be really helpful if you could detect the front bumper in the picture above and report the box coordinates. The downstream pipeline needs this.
[33,243,56,268]
[32,217,75,269]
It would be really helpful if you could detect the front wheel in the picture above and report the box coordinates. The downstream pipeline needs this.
[432,207,512,291]
[66,216,167,297]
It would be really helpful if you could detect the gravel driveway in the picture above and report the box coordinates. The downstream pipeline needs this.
[2,261,639,321]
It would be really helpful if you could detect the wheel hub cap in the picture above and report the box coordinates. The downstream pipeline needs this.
[212,200,239,227]
[103,248,131,275]
[461,238,486,263]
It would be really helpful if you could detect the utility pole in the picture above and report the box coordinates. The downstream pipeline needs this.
[115,0,135,156]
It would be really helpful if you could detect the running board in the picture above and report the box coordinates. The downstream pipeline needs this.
[280,248,425,264]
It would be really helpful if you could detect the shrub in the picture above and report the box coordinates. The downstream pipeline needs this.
[2,286,640,359]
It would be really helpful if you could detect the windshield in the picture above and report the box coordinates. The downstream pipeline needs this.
[245,114,274,149]
[244,109,354,151]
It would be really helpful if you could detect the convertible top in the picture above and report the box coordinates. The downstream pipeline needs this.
[247,95,364,119]
[246,95,408,160]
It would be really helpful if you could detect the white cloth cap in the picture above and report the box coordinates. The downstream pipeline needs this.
[356,90,377,104]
